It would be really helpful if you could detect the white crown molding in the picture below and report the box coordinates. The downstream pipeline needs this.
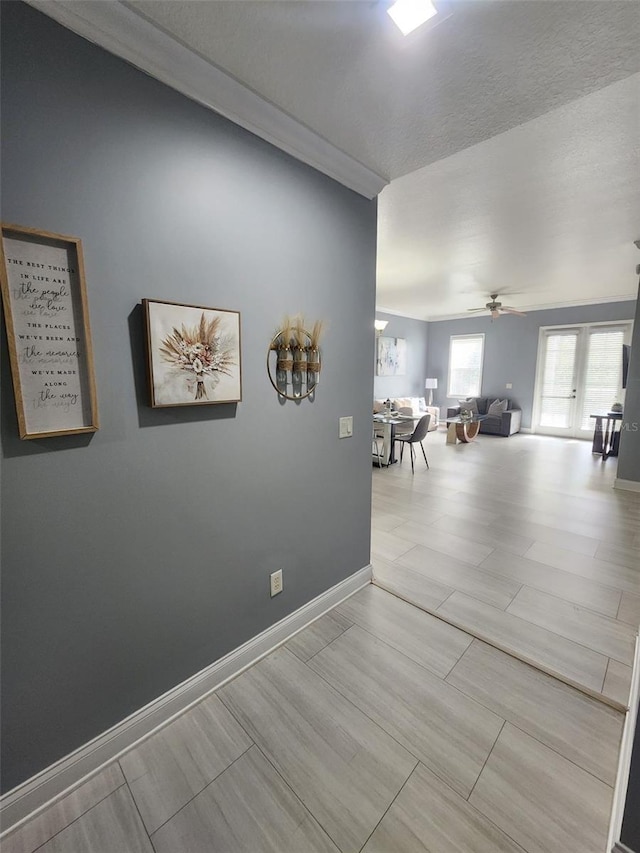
[426,294,638,323]
[377,294,637,324]
[375,306,428,321]
[0,564,373,835]
[25,0,387,200]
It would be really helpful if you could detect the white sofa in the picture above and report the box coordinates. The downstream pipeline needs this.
[373,397,439,431]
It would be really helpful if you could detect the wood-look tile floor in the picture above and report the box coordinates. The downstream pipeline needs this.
[2,588,626,853]
[3,435,636,853]
[372,432,640,708]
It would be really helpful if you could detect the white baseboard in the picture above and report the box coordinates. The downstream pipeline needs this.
[613,842,636,853]
[607,634,640,852]
[519,427,533,434]
[614,478,640,493]
[0,564,372,835]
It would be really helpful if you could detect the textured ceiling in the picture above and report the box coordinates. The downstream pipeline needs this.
[129,0,640,180]
[61,0,640,318]
[377,74,640,319]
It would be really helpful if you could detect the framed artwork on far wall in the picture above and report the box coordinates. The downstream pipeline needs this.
[376,336,407,376]
[143,299,242,407]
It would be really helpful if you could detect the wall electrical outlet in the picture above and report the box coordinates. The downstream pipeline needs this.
[506,383,513,389]
[270,569,283,597]
[339,416,353,438]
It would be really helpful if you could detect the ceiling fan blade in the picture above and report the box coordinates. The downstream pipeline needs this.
[467,308,488,313]
[501,307,527,316]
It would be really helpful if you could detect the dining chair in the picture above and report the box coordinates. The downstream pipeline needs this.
[372,427,387,468]
[394,406,414,437]
[395,413,431,473]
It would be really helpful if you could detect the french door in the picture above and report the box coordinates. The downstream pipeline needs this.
[534,322,632,438]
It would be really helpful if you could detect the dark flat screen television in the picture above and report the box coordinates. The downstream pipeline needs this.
[622,344,631,389]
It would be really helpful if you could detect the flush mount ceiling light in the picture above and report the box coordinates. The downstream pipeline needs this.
[387,0,438,35]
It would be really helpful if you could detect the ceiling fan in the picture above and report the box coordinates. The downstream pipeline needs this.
[467,294,527,319]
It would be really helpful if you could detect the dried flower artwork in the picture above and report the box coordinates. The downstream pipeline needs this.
[144,299,242,407]
[159,313,235,400]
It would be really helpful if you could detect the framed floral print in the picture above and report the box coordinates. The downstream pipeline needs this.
[143,299,242,407]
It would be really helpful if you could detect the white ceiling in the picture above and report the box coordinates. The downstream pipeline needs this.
[377,73,640,319]
[33,0,640,318]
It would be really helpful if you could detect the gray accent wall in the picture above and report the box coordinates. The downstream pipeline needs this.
[373,312,429,402]
[0,2,376,792]
[426,301,636,428]
[617,280,640,483]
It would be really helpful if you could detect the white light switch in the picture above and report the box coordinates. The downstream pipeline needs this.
[339,416,353,438]
[506,383,512,389]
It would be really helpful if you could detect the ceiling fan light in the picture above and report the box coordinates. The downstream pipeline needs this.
[387,0,438,35]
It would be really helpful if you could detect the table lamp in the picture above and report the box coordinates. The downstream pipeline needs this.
[425,378,437,406]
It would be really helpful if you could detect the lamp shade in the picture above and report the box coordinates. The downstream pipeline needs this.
[374,319,389,332]
[425,378,438,389]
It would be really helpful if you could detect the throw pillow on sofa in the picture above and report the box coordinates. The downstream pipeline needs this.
[458,398,479,415]
[487,398,508,417]
[392,397,424,414]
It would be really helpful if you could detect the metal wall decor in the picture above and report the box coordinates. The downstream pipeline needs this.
[267,316,323,400]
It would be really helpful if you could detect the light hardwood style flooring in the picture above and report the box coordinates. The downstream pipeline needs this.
[3,435,636,853]
[372,432,640,707]
[2,586,625,853]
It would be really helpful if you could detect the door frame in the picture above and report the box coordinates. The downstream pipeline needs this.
[531,319,633,437]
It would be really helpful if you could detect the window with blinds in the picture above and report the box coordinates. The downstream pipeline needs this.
[579,328,625,429]
[448,334,484,398]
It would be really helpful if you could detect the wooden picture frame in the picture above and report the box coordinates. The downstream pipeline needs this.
[143,299,242,407]
[0,223,99,439]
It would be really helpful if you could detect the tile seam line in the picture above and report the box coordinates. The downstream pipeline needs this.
[301,635,433,768]
[299,623,354,665]
[4,780,129,853]
[146,743,254,839]
[436,582,633,663]
[332,603,471,681]
[355,758,419,853]
[120,770,155,852]
[445,662,620,789]
[371,578,627,713]
[466,720,507,803]
[502,597,638,667]
[475,548,631,606]
[217,688,400,853]
[249,743,345,853]
[305,623,508,784]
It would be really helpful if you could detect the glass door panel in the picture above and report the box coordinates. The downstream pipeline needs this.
[576,328,625,436]
[535,322,631,438]
[537,331,579,433]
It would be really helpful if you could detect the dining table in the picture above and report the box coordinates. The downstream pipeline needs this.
[373,412,420,465]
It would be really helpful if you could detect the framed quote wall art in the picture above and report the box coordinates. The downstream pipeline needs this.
[143,299,242,407]
[0,223,99,439]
